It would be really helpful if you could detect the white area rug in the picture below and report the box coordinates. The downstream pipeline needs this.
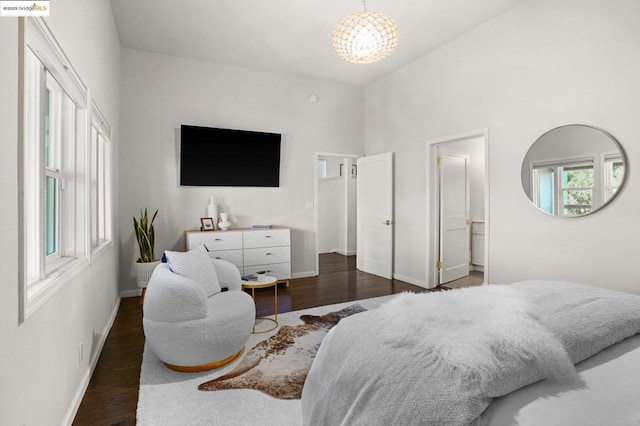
[137,295,396,426]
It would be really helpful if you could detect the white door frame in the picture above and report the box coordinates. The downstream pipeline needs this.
[313,152,361,276]
[425,129,490,288]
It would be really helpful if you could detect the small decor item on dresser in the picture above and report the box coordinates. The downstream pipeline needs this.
[200,217,215,231]
[206,196,218,229]
[250,224,272,230]
[218,213,231,231]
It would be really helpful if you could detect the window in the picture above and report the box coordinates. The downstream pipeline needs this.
[20,18,98,320]
[532,167,554,215]
[90,107,112,252]
[532,160,595,216]
[604,154,624,201]
[43,74,73,260]
[530,154,624,217]
[560,163,594,216]
[23,45,85,303]
[317,157,327,178]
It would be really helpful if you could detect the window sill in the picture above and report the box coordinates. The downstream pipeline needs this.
[23,257,89,322]
[91,240,113,264]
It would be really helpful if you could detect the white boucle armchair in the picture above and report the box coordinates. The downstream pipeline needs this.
[142,258,255,372]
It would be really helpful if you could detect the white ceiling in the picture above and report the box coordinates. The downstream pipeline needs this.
[109,0,526,87]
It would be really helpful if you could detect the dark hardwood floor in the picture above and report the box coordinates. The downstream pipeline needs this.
[441,270,484,289]
[73,253,429,425]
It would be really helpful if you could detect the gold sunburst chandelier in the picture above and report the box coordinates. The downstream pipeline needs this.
[331,0,399,64]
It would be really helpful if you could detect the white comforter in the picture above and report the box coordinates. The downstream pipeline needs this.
[301,281,640,425]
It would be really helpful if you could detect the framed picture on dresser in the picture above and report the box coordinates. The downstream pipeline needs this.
[200,217,215,231]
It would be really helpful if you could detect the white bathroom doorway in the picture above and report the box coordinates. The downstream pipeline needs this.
[426,129,489,288]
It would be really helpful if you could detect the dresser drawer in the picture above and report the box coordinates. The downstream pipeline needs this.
[243,263,291,280]
[243,246,291,266]
[186,231,242,251]
[243,229,290,249]
[207,250,243,269]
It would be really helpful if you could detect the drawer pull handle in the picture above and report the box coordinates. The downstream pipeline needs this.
[215,257,221,259]
[265,235,271,238]
[214,238,221,241]
[266,252,272,255]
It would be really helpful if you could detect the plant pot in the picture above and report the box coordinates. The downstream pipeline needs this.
[134,260,161,289]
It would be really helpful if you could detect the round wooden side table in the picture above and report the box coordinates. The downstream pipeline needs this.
[241,275,278,333]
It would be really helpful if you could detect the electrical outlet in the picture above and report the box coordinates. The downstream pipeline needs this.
[78,342,83,364]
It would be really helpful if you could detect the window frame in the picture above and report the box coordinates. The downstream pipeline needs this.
[18,17,112,322]
[559,161,595,216]
[603,153,624,202]
[529,154,612,217]
[89,102,113,261]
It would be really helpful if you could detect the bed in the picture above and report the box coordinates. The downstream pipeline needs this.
[301,281,640,425]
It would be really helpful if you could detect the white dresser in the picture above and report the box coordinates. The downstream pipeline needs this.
[185,227,291,285]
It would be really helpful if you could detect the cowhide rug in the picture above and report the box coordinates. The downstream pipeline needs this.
[198,304,366,399]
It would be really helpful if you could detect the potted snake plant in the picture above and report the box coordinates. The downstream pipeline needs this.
[133,208,160,290]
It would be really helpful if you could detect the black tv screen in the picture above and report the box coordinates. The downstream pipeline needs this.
[180,125,281,187]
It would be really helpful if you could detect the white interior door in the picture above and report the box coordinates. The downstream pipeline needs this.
[357,152,393,279]
[438,146,470,284]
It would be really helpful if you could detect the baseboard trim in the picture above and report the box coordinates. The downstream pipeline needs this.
[120,288,142,298]
[331,249,356,256]
[62,297,121,426]
[393,273,430,289]
[292,271,317,279]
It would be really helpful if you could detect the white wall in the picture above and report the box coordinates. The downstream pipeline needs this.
[324,156,343,178]
[365,0,640,293]
[0,1,121,425]
[118,48,364,292]
[318,177,343,253]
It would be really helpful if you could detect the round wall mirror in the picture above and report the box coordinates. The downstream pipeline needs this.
[521,124,627,217]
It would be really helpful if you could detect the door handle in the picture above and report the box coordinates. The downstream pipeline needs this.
[382,220,393,225]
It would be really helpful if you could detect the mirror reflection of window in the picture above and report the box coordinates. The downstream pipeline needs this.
[522,125,627,217]
[532,167,554,215]
[604,154,624,201]
[532,160,595,217]
[561,163,594,216]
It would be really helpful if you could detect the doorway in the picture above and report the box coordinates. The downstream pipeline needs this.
[314,152,360,276]
[425,129,489,288]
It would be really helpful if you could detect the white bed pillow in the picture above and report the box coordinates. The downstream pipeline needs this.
[164,245,221,297]
[511,281,640,364]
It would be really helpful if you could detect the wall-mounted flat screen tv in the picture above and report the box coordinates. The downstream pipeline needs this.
[180,125,281,187]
